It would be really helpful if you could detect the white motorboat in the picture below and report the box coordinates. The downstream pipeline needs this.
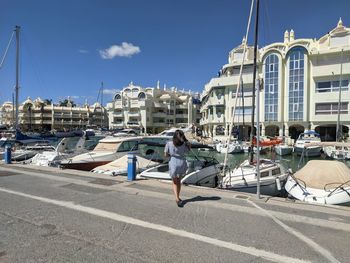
[30,136,87,167]
[323,144,350,160]
[91,154,160,176]
[219,159,289,196]
[216,140,243,154]
[60,136,142,171]
[113,128,138,137]
[285,160,350,206]
[275,144,293,156]
[139,154,222,188]
[294,130,322,157]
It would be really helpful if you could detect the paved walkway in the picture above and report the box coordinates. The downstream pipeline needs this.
[0,163,349,262]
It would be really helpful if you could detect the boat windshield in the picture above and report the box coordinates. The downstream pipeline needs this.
[93,142,120,151]
[186,153,219,166]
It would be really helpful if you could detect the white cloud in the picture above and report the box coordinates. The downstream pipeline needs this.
[78,49,89,54]
[99,42,141,59]
[103,89,119,95]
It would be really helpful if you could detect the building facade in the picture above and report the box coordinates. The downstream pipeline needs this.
[0,97,108,131]
[106,82,201,134]
[200,19,350,141]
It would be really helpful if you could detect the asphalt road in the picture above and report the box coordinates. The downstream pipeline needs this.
[0,164,349,263]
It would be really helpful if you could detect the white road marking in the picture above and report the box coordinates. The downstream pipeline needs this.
[0,186,310,263]
[248,200,341,263]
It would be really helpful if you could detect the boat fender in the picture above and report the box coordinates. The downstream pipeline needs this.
[276,177,281,191]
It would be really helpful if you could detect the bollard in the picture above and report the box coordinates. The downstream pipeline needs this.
[4,144,12,164]
[127,153,137,181]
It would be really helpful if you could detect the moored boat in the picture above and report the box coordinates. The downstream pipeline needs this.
[294,130,322,157]
[91,154,160,176]
[60,136,142,171]
[219,159,289,196]
[285,160,350,206]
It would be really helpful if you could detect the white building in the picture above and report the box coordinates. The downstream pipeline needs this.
[106,82,201,134]
[0,97,108,131]
[201,19,350,141]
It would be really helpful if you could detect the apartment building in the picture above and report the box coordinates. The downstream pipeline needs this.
[200,19,350,141]
[0,97,108,131]
[106,82,201,134]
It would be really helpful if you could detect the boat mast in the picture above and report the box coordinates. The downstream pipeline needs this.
[222,0,254,174]
[249,0,259,165]
[15,25,20,130]
[101,81,104,129]
[336,49,343,142]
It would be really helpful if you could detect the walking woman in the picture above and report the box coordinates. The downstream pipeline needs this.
[164,130,191,207]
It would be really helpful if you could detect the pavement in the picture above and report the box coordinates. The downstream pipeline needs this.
[0,162,349,263]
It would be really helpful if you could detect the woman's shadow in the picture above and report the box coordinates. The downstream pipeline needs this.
[181,195,221,207]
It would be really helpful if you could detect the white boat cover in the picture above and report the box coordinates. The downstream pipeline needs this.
[294,160,350,190]
[94,155,159,171]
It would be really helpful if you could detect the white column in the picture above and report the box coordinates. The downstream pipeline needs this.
[284,123,289,137]
[279,124,283,137]
[261,123,265,136]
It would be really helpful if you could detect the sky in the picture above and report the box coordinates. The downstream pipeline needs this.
[1,0,350,106]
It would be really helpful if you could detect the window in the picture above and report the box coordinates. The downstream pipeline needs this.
[114,94,121,101]
[315,102,348,115]
[288,47,305,121]
[138,92,146,100]
[316,80,349,93]
[260,171,270,178]
[272,168,281,176]
[293,103,299,112]
[264,54,279,121]
[294,82,299,91]
[117,141,139,152]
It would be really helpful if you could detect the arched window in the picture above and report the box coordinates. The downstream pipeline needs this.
[138,92,146,100]
[264,53,279,121]
[114,94,121,101]
[124,88,131,94]
[287,47,306,121]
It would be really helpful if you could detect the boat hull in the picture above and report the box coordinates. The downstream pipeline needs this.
[275,146,293,156]
[294,146,322,157]
[60,161,111,171]
[285,175,350,206]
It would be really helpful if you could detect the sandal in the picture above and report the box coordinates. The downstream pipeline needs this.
[176,200,184,208]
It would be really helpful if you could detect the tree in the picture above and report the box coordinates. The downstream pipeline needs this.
[43,99,52,105]
[59,99,76,107]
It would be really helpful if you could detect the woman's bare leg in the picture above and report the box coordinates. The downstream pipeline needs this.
[176,178,181,200]
[172,178,180,202]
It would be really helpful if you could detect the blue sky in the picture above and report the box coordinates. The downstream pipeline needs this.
[1,0,350,105]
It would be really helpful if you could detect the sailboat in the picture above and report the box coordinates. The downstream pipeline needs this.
[219,0,289,196]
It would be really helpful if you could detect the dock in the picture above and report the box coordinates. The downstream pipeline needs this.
[0,162,349,262]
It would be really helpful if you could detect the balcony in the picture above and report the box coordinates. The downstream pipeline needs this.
[128,111,140,117]
[129,100,146,108]
[113,111,123,116]
[208,97,225,105]
[152,122,166,127]
[175,113,188,118]
[114,101,123,109]
[127,121,141,127]
[176,104,188,109]
[153,112,166,118]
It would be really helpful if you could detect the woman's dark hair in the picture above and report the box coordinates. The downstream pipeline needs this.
[173,129,188,147]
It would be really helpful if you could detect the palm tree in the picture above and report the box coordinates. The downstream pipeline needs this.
[59,99,76,107]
